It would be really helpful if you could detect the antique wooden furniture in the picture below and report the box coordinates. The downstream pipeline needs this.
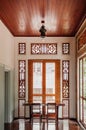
[31,103,42,122]
[47,103,57,122]
[23,102,65,122]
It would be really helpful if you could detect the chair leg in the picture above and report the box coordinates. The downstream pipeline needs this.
[40,116,41,123]
[47,115,48,124]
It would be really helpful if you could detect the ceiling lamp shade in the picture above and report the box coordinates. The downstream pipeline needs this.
[39,20,47,38]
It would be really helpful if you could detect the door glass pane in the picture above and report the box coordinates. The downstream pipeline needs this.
[33,62,42,94]
[46,96,55,103]
[33,123,40,130]
[46,63,55,94]
[33,96,42,103]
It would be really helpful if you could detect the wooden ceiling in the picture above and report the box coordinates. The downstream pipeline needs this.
[0,0,86,37]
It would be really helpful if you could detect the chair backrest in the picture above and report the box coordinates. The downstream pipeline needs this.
[47,103,56,114]
[31,103,41,114]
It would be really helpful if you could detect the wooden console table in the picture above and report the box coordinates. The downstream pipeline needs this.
[23,102,32,121]
[56,103,65,121]
[23,102,65,122]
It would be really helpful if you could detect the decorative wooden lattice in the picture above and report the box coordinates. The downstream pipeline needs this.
[62,60,69,98]
[62,99,69,118]
[31,43,57,54]
[62,43,70,54]
[19,43,26,54]
[78,30,86,50]
[19,60,26,98]
[18,99,25,117]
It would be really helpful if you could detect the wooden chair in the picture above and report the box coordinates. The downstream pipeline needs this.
[47,103,57,123]
[31,103,42,123]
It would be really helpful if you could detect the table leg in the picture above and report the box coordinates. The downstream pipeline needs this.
[56,106,58,122]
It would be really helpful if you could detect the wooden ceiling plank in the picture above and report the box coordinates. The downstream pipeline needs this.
[0,0,86,36]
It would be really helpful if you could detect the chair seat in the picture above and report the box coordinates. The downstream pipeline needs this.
[47,103,57,122]
[31,103,42,122]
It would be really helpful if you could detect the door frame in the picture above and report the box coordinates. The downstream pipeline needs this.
[28,59,60,104]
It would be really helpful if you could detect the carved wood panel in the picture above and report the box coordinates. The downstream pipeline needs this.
[62,60,69,98]
[18,60,26,98]
[31,43,57,54]
[78,30,86,50]
[18,43,26,54]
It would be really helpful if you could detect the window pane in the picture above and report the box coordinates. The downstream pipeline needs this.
[80,98,83,121]
[79,57,86,126]
[83,58,86,98]
[46,63,55,94]
[80,59,82,96]
[84,100,86,124]
[33,62,42,94]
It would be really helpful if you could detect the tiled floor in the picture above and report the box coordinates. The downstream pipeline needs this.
[5,119,83,130]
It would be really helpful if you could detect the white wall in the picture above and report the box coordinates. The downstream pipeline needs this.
[0,65,5,130]
[0,20,15,129]
[0,20,14,69]
[14,36,76,119]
